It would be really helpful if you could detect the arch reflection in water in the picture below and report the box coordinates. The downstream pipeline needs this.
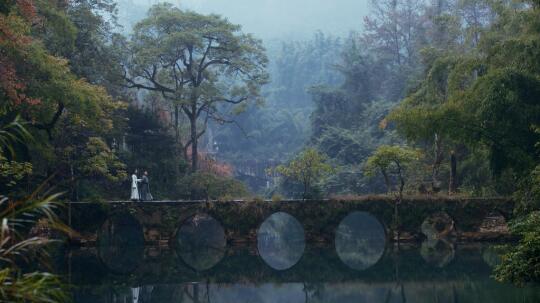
[335,211,386,270]
[483,245,502,268]
[97,214,144,274]
[257,212,305,270]
[420,239,455,268]
[421,212,455,240]
[175,213,226,271]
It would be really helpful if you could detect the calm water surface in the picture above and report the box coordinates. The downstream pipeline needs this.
[54,211,540,302]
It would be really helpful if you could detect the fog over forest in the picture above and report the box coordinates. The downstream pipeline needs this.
[4,0,540,200]
[117,0,370,40]
[4,0,540,298]
[114,0,374,194]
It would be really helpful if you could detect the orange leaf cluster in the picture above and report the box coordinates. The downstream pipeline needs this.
[0,0,41,107]
[186,149,234,177]
[16,0,37,22]
[0,59,40,106]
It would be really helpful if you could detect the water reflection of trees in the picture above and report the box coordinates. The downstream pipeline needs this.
[82,278,540,303]
[73,272,540,303]
[257,212,305,270]
[69,243,540,303]
[176,214,227,271]
[335,211,386,271]
[97,214,145,274]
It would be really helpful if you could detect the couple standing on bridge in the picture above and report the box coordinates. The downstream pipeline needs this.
[131,169,153,201]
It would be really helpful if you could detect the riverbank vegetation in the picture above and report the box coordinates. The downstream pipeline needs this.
[1,0,540,297]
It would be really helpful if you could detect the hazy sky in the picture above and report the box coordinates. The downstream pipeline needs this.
[122,0,371,41]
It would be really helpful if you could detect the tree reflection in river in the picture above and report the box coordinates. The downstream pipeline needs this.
[335,211,387,270]
[257,212,306,270]
[97,214,145,274]
[175,213,227,271]
[74,280,540,303]
[68,244,540,303]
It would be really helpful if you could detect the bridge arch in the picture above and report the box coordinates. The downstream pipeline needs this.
[97,212,144,274]
[257,212,306,270]
[334,211,387,271]
[173,213,227,271]
[421,211,456,240]
[67,197,515,245]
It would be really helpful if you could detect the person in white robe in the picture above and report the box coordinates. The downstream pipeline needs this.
[131,169,141,201]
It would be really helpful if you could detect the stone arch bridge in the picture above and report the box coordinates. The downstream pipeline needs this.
[65,196,514,246]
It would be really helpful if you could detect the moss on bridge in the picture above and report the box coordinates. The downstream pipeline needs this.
[65,196,514,246]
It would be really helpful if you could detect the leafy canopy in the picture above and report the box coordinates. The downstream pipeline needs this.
[364,145,421,177]
[124,2,268,172]
[276,148,334,198]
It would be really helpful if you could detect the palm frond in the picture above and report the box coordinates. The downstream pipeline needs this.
[0,107,70,302]
[0,188,72,302]
[0,269,69,302]
[0,116,32,159]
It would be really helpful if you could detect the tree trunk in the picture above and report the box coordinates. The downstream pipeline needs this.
[381,169,391,193]
[193,283,199,303]
[394,200,400,244]
[432,133,444,192]
[394,161,404,245]
[174,105,180,146]
[303,182,308,201]
[190,114,198,173]
[398,174,405,202]
[449,150,457,195]
[395,161,405,203]
[174,105,184,175]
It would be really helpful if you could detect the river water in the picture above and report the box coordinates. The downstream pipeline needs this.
[54,211,540,302]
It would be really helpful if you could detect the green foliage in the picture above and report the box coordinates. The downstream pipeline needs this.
[0,269,69,303]
[0,110,69,301]
[120,106,187,200]
[494,156,540,285]
[461,69,540,175]
[494,211,540,286]
[405,2,540,284]
[80,137,127,183]
[271,193,284,202]
[388,2,540,196]
[364,145,421,176]
[1,0,126,200]
[213,33,344,193]
[0,116,31,157]
[34,0,77,57]
[124,2,268,172]
[364,145,421,194]
[0,116,33,192]
[306,27,413,196]
[182,172,249,201]
[0,154,32,187]
[0,192,71,303]
[276,148,334,199]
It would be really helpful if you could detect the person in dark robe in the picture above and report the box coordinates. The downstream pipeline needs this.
[139,171,153,201]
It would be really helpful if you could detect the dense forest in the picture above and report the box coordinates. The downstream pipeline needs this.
[1,0,540,300]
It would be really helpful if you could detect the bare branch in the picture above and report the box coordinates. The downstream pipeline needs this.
[123,65,175,94]
[212,96,249,104]
[201,58,231,71]
[33,102,65,140]
[184,113,209,149]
